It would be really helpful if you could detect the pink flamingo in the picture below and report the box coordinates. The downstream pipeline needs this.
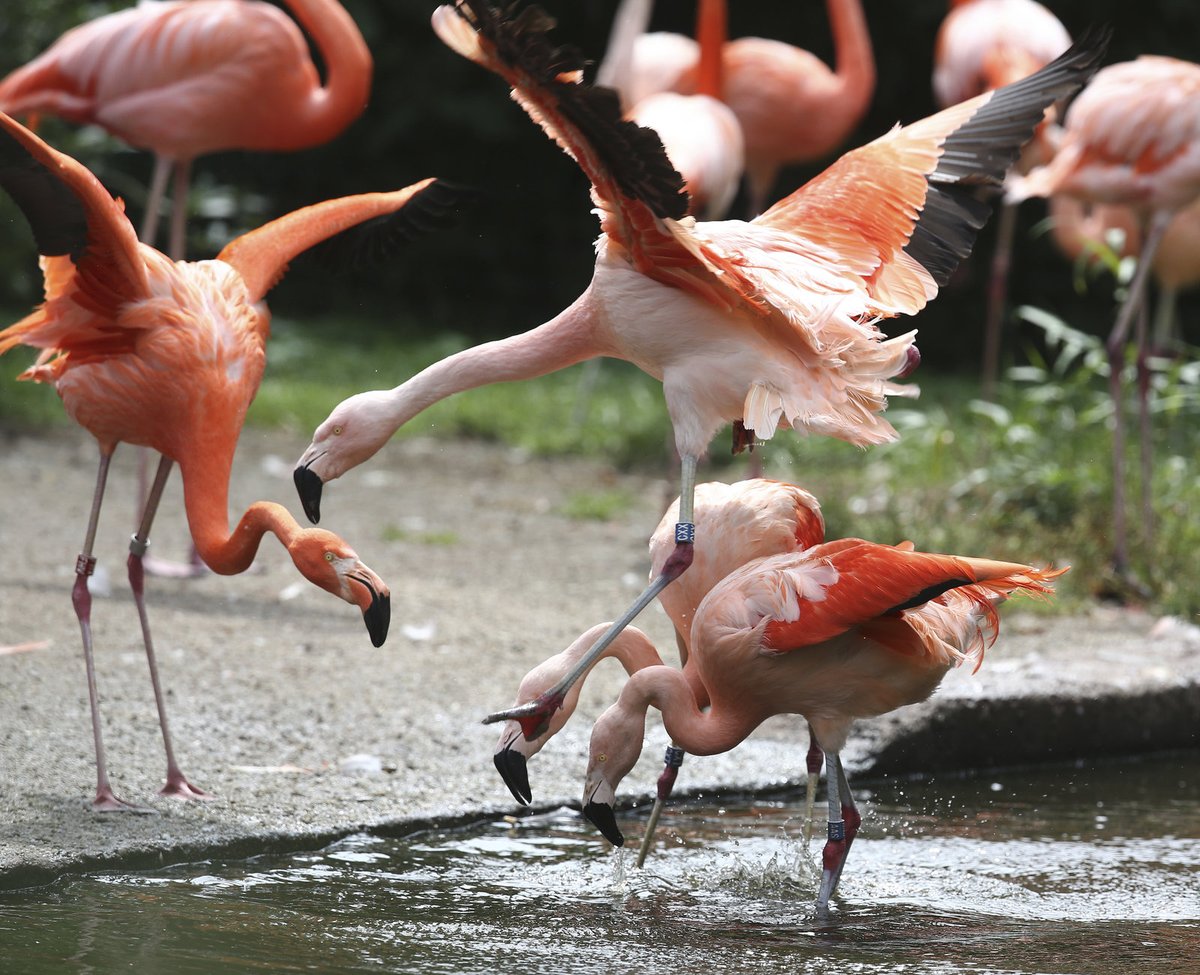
[932,0,1072,400]
[581,539,1065,910]
[599,0,743,220]
[294,1,1104,735]
[0,0,373,576]
[0,0,372,260]
[493,480,826,861]
[1009,55,1200,578]
[0,112,462,810]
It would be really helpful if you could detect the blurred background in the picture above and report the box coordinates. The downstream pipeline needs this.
[2,0,1198,362]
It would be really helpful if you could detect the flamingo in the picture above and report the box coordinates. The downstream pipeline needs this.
[294,1,1104,733]
[0,0,373,576]
[599,0,743,220]
[679,0,877,217]
[581,539,1066,911]
[1008,55,1200,579]
[493,480,826,861]
[0,0,372,260]
[0,112,462,810]
[932,0,1072,400]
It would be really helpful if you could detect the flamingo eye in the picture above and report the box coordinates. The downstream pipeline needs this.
[332,425,343,436]
[324,551,335,562]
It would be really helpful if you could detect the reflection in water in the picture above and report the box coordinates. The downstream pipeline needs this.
[1,755,1196,975]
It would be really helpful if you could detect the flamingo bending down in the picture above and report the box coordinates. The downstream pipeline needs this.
[0,0,372,260]
[293,1,1104,731]
[0,113,461,810]
[932,0,1072,400]
[581,540,1066,911]
[493,480,825,840]
[1008,55,1200,578]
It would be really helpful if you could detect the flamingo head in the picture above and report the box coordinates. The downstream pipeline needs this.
[293,390,396,524]
[288,529,391,647]
[581,700,649,847]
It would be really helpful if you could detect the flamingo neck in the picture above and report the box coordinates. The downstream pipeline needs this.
[827,0,875,103]
[181,450,301,575]
[283,0,373,146]
[694,0,727,98]
[623,666,756,756]
[378,287,602,434]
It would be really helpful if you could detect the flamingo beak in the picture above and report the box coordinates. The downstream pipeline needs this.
[293,463,324,524]
[493,745,532,805]
[583,800,625,847]
[348,564,390,647]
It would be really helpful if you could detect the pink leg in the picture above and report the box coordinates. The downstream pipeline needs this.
[484,454,700,736]
[1133,299,1154,545]
[981,200,1018,402]
[800,727,825,848]
[73,451,149,813]
[816,749,857,911]
[130,455,213,801]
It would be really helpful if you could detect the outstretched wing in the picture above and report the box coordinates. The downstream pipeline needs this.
[0,111,147,319]
[752,28,1110,324]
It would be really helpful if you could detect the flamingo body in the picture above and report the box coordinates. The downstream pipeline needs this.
[582,539,1065,906]
[0,111,463,806]
[933,0,1072,109]
[0,0,371,162]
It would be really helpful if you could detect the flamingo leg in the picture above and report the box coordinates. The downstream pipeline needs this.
[635,744,686,868]
[139,154,170,248]
[1133,299,1154,545]
[816,749,858,910]
[73,450,148,813]
[800,726,825,850]
[981,200,1018,401]
[483,454,700,737]
[167,158,191,262]
[1105,211,1170,577]
[128,455,213,801]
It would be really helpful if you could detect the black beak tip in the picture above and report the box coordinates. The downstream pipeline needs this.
[293,465,324,524]
[494,748,532,805]
[363,592,391,647]
[583,801,625,847]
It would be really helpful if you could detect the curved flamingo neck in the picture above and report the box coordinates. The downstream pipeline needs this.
[181,453,301,575]
[827,0,875,106]
[283,0,372,146]
[378,287,602,435]
[695,0,727,98]
[623,666,757,756]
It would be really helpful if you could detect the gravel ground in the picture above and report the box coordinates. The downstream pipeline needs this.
[2,426,1198,889]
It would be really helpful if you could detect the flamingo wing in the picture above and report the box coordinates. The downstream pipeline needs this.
[755,28,1110,319]
[0,110,148,358]
[432,1,687,249]
[727,541,1058,656]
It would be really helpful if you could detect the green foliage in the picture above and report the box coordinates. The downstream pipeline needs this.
[559,488,637,522]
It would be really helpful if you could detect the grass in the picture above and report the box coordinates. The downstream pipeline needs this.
[3,308,1197,618]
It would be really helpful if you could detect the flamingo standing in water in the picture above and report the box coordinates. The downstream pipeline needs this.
[0,113,464,810]
[293,0,1105,734]
[581,539,1065,910]
[932,0,1071,399]
[0,0,373,575]
[1008,55,1200,578]
[493,480,826,861]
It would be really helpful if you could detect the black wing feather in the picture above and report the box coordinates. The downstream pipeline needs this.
[453,0,688,220]
[905,25,1112,287]
[0,121,90,260]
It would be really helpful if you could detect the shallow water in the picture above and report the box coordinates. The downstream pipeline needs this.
[2,754,1196,974]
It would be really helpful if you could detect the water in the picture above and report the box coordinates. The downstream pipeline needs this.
[2,755,1196,974]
